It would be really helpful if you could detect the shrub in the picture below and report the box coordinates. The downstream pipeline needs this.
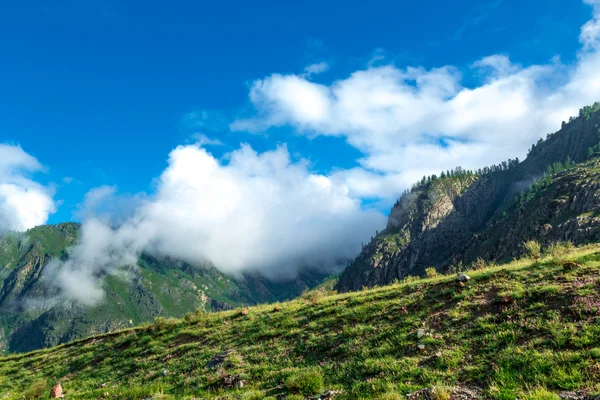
[524,387,560,400]
[184,312,194,324]
[524,240,542,260]
[431,385,452,400]
[153,316,177,330]
[449,261,465,274]
[151,393,175,400]
[285,370,324,396]
[425,267,438,278]
[472,257,488,270]
[21,379,47,400]
[241,391,267,400]
[301,289,326,305]
[195,307,207,317]
[376,393,403,400]
[402,275,420,284]
[590,348,600,359]
[546,241,573,262]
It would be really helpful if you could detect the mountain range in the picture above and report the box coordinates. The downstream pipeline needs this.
[1,102,600,357]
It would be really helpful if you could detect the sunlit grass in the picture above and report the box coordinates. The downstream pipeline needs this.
[1,244,600,399]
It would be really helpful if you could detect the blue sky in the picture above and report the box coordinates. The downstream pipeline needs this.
[0,0,598,228]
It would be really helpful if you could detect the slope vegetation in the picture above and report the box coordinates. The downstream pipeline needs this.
[1,244,599,399]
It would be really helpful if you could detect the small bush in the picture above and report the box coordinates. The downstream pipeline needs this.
[402,275,420,284]
[195,307,207,316]
[524,240,542,260]
[151,393,175,400]
[449,261,465,274]
[21,379,47,400]
[184,312,194,324]
[524,387,560,400]
[285,370,324,396]
[376,393,403,400]
[472,257,489,270]
[153,316,177,330]
[425,267,438,278]
[241,390,266,400]
[546,241,573,261]
[590,347,600,359]
[301,289,326,305]
[535,284,560,296]
[108,384,168,398]
[431,385,452,400]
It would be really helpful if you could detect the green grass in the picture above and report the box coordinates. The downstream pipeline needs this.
[1,245,600,399]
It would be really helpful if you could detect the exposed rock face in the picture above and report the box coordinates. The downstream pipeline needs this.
[337,173,508,291]
[337,110,600,292]
[460,167,600,264]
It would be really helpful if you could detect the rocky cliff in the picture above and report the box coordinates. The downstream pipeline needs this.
[337,105,600,292]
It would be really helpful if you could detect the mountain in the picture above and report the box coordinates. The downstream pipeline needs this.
[1,244,599,399]
[0,224,328,354]
[337,103,600,292]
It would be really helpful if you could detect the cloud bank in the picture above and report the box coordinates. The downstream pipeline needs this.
[46,144,385,305]
[0,144,55,232]
[232,1,600,200]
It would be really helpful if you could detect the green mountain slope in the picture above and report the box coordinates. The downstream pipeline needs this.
[337,104,600,292]
[1,244,599,399]
[0,224,327,354]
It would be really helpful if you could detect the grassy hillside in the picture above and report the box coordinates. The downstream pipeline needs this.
[1,243,599,399]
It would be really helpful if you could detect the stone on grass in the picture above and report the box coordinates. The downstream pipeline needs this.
[50,383,63,398]
[206,350,232,369]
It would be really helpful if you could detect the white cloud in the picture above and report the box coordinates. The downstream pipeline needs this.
[232,3,600,199]
[74,185,146,226]
[303,62,330,76]
[191,133,223,146]
[581,0,600,49]
[233,74,332,132]
[0,144,55,232]
[46,144,385,305]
